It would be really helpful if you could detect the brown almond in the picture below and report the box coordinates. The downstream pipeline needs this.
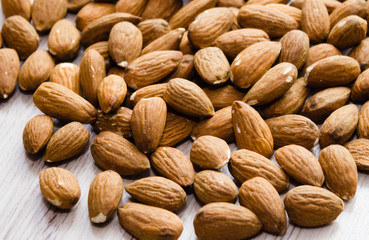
[49,63,81,95]
[303,43,341,73]
[349,38,369,71]
[217,0,244,8]
[76,2,115,31]
[179,31,195,55]
[115,0,148,16]
[345,138,369,170]
[97,75,127,113]
[23,115,53,155]
[266,4,302,27]
[129,83,167,106]
[94,107,132,138]
[84,41,112,68]
[142,28,185,54]
[351,69,369,102]
[164,54,195,81]
[0,48,19,99]
[1,0,31,20]
[142,0,182,21]
[137,19,171,47]
[358,101,369,139]
[32,0,67,32]
[330,0,367,29]
[279,30,309,69]
[291,0,342,13]
[301,0,330,43]
[203,85,244,110]
[246,0,289,4]
[66,0,90,12]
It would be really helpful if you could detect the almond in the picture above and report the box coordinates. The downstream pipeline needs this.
[94,107,132,138]
[76,2,115,31]
[130,83,167,106]
[358,101,369,139]
[115,0,148,16]
[190,135,230,170]
[194,170,238,204]
[49,63,81,95]
[1,0,31,20]
[97,75,127,113]
[66,0,90,12]
[266,4,302,27]
[194,47,231,85]
[265,114,319,149]
[141,28,185,54]
[301,87,351,122]
[0,48,19,99]
[239,177,287,234]
[125,176,186,212]
[141,0,182,21]
[39,167,81,209]
[301,0,330,43]
[203,85,244,110]
[1,15,39,59]
[349,38,369,71]
[217,0,244,8]
[291,0,342,13]
[246,0,289,4]
[91,131,150,175]
[179,31,196,55]
[193,202,262,240]
[109,21,142,68]
[275,145,324,186]
[33,82,97,124]
[165,54,195,81]
[345,138,369,170]
[243,62,298,106]
[352,69,369,102]
[329,0,367,29]
[88,170,123,223]
[320,104,359,148]
[279,30,309,69]
[32,0,67,32]
[319,145,358,200]
[84,41,112,68]
[284,185,344,227]
[303,43,341,73]
[19,50,55,91]
[230,41,281,89]
[137,19,171,47]
[118,203,183,240]
[229,7,240,30]
[150,146,195,187]
[23,115,53,155]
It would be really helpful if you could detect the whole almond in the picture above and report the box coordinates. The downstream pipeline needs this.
[159,112,195,147]
[91,131,150,175]
[213,28,269,59]
[329,0,367,29]
[84,41,112,68]
[49,63,81,95]
[265,114,320,149]
[352,69,369,102]
[305,56,360,88]
[349,38,369,71]
[131,97,167,154]
[118,202,183,240]
[194,170,238,204]
[262,78,309,118]
[232,101,273,157]
[33,82,97,124]
[97,75,127,113]
[88,170,123,223]
[193,202,262,240]
[275,145,324,186]
[150,147,195,187]
[194,47,231,85]
[32,0,67,32]
[142,28,185,55]
[320,104,359,148]
[39,167,81,209]
[109,21,142,68]
[23,115,53,154]
[345,138,369,170]
[328,15,367,50]
[163,78,214,118]
[76,2,115,31]
[301,0,330,43]
[94,107,132,138]
[115,0,148,16]
[124,51,183,89]
[19,50,55,91]
[239,177,287,234]
[141,0,182,21]
[66,0,90,12]
[238,5,298,38]
[319,145,358,200]
[190,135,230,170]
[358,101,369,139]
[0,48,19,99]
[203,85,244,110]
[301,87,350,122]
[279,30,309,69]
[1,0,31,20]
[125,176,186,212]
[48,19,81,61]
[165,54,195,81]
[284,186,344,227]
[230,41,281,89]
[130,83,167,106]
[80,49,106,106]
[44,122,90,162]
[303,43,341,73]
[137,19,171,47]
[243,62,298,106]
[1,15,39,59]
[266,4,302,27]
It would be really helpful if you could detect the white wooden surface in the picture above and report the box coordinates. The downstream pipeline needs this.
[1,2,369,240]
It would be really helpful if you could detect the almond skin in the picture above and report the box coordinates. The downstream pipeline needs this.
[32,0,67,32]
[246,0,289,4]
[90,131,150,176]
[94,107,132,138]
[284,185,344,227]
[130,83,167,106]
[138,19,171,47]
[266,4,302,27]
[203,85,245,110]
[76,2,115,31]
[115,0,148,16]
[329,0,367,29]
[165,54,195,81]
[44,122,90,162]
[39,167,81,209]
[239,177,287,234]
[349,38,369,71]
[194,170,238,204]
[66,0,90,12]
[190,135,230,170]
[131,97,167,154]
[275,145,324,186]
[97,75,127,113]
[23,115,53,155]
[232,101,273,158]
[125,176,186,212]
[0,48,19,99]
[319,145,358,200]
[163,78,215,118]
[179,31,196,55]
[217,0,244,7]
[193,202,262,240]
[345,139,369,170]
[279,30,309,70]
[142,28,185,54]
[1,0,31,20]
[88,170,123,223]
[1,15,39,59]
[265,114,320,149]
[301,0,330,43]
[84,41,112,69]
[141,0,182,21]
[319,104,359,148]
[291,0,342,13]
[118,202,183,240]
[49,63,81,96]
[33,82,97,124]
[303,43,341,73]
[358,101,369,139]
[229,149,289,192]
[150,147,195,187]
[230,41,281,89]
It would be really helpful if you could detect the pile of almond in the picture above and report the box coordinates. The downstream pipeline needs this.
[2,0,369,238]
